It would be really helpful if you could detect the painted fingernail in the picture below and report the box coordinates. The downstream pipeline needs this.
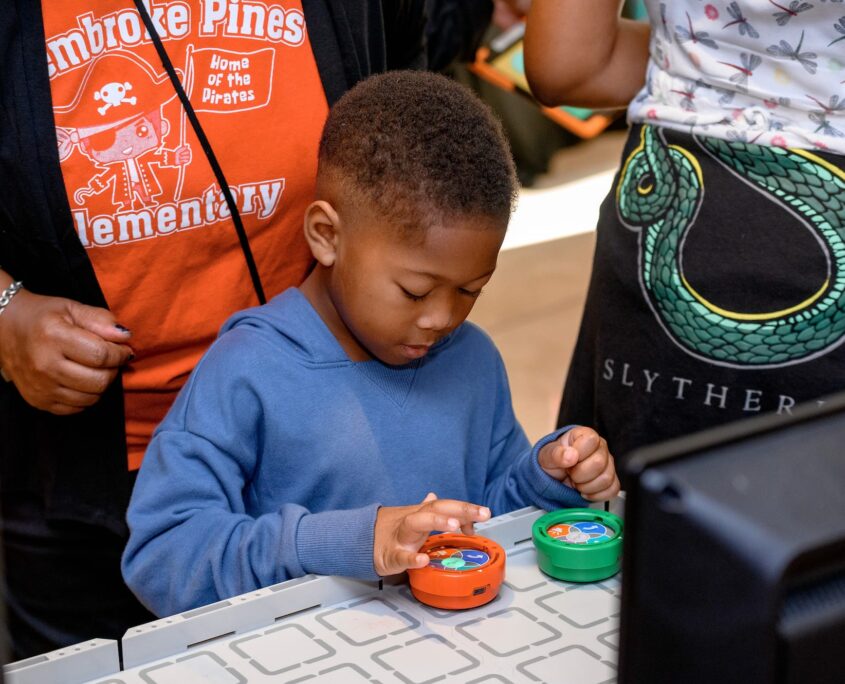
[115,324,131,334]
[480,507,491,519]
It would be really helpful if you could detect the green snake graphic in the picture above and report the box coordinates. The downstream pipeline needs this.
[616,125,845,368]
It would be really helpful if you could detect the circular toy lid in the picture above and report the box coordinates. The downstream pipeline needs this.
[532,508,624,583]
[545,519,618,546]
[426,546,492,571]
[408,533,506,602]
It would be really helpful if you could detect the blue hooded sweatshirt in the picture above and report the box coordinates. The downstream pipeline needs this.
[122,288,584,617]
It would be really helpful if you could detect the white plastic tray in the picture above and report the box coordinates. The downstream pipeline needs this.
[6,505,622,684]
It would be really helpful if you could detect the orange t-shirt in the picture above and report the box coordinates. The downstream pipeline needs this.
[43,1,327,469]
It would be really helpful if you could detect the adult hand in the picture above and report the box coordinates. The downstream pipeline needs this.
[373,493,491,576]
[0,288,134,415]
[538,426,620,501]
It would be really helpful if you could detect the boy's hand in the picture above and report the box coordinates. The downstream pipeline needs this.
[538,427,620,501]
[373,493,491,577]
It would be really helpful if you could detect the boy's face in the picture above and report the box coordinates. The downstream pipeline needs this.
[307,203,506,366]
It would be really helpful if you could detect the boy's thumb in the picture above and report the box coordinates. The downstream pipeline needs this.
[561,445,580,469]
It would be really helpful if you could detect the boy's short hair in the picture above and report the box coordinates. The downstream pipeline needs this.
[318,70,518,233]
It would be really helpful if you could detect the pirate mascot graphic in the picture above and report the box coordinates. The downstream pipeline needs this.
[54,51,191,212]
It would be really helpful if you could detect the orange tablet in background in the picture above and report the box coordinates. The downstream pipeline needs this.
[408,534,506,610]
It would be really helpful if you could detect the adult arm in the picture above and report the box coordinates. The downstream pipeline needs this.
[524,0,650,109]
[0,268,133,415]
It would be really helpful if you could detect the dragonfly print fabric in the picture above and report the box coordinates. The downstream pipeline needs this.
[628,0,845,153]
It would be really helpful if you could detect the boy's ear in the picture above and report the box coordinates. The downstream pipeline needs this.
[303,200,341,266]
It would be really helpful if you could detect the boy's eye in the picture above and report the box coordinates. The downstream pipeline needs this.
[460,288,483,299]
[400,286,427,301]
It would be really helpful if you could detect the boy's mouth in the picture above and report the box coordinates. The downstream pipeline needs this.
[400,343,432,359]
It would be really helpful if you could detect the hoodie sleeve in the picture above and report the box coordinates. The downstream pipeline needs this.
[121,334,379,618]
[481,350,587,514]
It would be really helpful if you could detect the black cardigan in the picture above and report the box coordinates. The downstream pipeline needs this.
[0,0,427,533]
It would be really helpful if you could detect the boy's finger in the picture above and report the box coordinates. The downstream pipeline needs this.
[560,444,580,469]
[397,511,460,544]
[580,474,621,502]
[568,450,609,485]
[573,458,617,494]
[538,441,580,472]
[424,499,491,524]
[383,549,429,576]
[537,442,572,473]
[421,492,437,504]
[564,428,601,464]
[397,549,430,570]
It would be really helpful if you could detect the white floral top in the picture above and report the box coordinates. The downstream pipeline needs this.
[628,0,845,153]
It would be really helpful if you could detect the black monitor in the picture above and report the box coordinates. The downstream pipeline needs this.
[618,393,845,683]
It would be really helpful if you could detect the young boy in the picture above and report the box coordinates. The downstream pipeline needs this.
[122,71,620,618]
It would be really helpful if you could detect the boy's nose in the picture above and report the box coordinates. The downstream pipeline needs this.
[417,302,453,332]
